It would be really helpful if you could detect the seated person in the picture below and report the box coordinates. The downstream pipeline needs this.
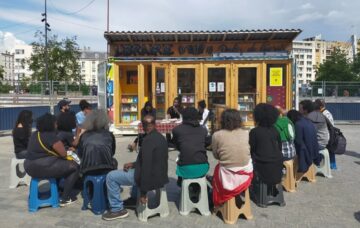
[166,97,183,147]
[211,109,253,207]
[24,113,80,206]
[172,107,209,186]
[287,110,322,173]
[249,104,283,185]
[56,111,79,150]
[12,110,33,159]
[274,106,296,161]
[102,115,168,221]
[198,100,210,132]
[128,101,156,152]
[77,110,117,175]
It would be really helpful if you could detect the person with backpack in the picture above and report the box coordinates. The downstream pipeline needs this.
[274,106,296,161]
[314,99,337,169]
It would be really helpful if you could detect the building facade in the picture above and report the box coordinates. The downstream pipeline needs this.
[105,29,301,131]
[0,51,14,82]
[79,49,106,85]
[292,35,354,88]
[12,44,33,81]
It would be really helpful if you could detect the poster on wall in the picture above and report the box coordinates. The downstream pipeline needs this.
[209,82,216,92]
[269,67,283,86]
[126,71,138,84]
[160,83,165,93]
[217,82,224,92]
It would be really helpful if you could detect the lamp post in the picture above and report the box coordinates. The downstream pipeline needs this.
[42,0,51,94]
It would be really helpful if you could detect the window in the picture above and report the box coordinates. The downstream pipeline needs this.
[307,61,312,65]
[299,80,303,84]
[81,61,85,67]
[306,74,312,78]
[15,49,24,54]
[307,68,312,72]
[307,55,312,59]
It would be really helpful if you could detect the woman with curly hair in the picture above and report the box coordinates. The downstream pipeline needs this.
[249,103,283,185]
[12,110,33,159]
[211,109,253,207]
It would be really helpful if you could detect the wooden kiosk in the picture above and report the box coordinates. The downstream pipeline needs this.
[104,29,301,134]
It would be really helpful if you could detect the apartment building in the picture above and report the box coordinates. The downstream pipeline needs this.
[0,51,14,81]
[12,44,33,81]
[79,48,106,85]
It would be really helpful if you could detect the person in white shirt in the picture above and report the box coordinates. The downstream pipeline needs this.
[198,100,210,133]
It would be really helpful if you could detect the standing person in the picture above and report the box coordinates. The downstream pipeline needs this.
[198,100,210,130]
[314,99,337,169]
[12,110,33,159]
[56,111,78,150]
[76,99,92,126]
[172,107,209,186]
[128,101,156,152]
[287,110,322,172]
[102,115,168,221]
[299,100,329,151]
[211,109,253,207]
[24,113,80,206]
[57,98,71,114]
[77,110,117,175]
[166,97,183,147]
[274,106,296,161]
[249,103,283,185]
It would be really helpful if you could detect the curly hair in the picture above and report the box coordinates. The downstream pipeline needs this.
[36,113,56,132]
[182,107,199,122]
[81,109,109,131]
[220,109,242,131]
[253,103,279,127]
[13,110,33,135]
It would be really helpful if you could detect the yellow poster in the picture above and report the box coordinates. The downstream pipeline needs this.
[269,67,283,86]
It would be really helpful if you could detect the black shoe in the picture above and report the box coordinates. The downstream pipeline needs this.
[123,197,137,208]
[60,197,77,207]
[102,209,129,221]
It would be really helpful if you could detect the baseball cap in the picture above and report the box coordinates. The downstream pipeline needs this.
[58,99,71,110]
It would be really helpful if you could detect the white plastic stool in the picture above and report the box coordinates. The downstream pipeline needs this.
[180,177,210,216]
[136,188,169,222]
[316,149,333,178]
[9,158,31,188]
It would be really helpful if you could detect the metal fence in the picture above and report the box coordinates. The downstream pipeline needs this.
[0,80,98,96]
[299,81,360,98]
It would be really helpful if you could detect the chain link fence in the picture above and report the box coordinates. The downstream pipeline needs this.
[299,81,360,98]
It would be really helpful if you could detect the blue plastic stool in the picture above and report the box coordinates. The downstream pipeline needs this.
[28,178,59,212]
[82,175,108,215]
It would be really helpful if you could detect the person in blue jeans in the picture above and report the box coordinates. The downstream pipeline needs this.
[102,115,169,221]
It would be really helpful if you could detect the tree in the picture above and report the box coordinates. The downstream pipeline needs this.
[0,65,4,80]
[352,52,360,79]
[28,31,81,82]
[316,48,358,81]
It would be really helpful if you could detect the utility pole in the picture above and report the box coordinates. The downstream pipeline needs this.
[42,0,51,95]
[106,0,110,58]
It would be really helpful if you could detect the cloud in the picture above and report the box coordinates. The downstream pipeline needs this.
[301,3,314,10]
[291,12,324,23]
[0,31,26,52]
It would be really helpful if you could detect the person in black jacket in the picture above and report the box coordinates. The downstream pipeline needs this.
[172,107,209,186]
[77,109,117,175]
[56,111,78,150]
[102,115,169,221]
[12,110,33,159]
[249,103,283,185]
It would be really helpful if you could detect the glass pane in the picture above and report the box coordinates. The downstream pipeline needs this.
[208,68,226,111]
[177,68,195,108]
[238,68,257,122]
[155,68,165,119]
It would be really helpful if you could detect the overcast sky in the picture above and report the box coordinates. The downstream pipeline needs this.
[0,0,359,52]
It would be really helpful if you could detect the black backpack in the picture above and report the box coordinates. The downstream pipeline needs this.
[324,116,347,155]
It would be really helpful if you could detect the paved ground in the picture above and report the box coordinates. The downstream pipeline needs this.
[0,125,359,228]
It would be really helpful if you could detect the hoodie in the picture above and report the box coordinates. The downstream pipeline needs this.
[306,111,329,149]
[172,120,208,166]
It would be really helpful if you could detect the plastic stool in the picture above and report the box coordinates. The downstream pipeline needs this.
[28,178,59,212]
[213,188,253,224]
[136,188,169,222]
[316,149,333,178]
[180,177,210,216]
[282,160,296,192]
[251,176,285,208]
[9,158,31,188]
[82,175,108,215]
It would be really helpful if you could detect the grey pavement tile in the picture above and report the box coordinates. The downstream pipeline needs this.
[0,125,359,227]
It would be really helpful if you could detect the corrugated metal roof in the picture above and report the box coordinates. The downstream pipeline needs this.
[104,29,302,43]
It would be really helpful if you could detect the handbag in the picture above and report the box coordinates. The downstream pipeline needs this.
[37,132,76,162]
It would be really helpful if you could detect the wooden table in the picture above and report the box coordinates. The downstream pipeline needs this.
[138,120,181,134]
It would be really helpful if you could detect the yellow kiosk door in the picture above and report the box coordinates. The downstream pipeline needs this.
[173,64,200,108]
[152,63,169,119]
